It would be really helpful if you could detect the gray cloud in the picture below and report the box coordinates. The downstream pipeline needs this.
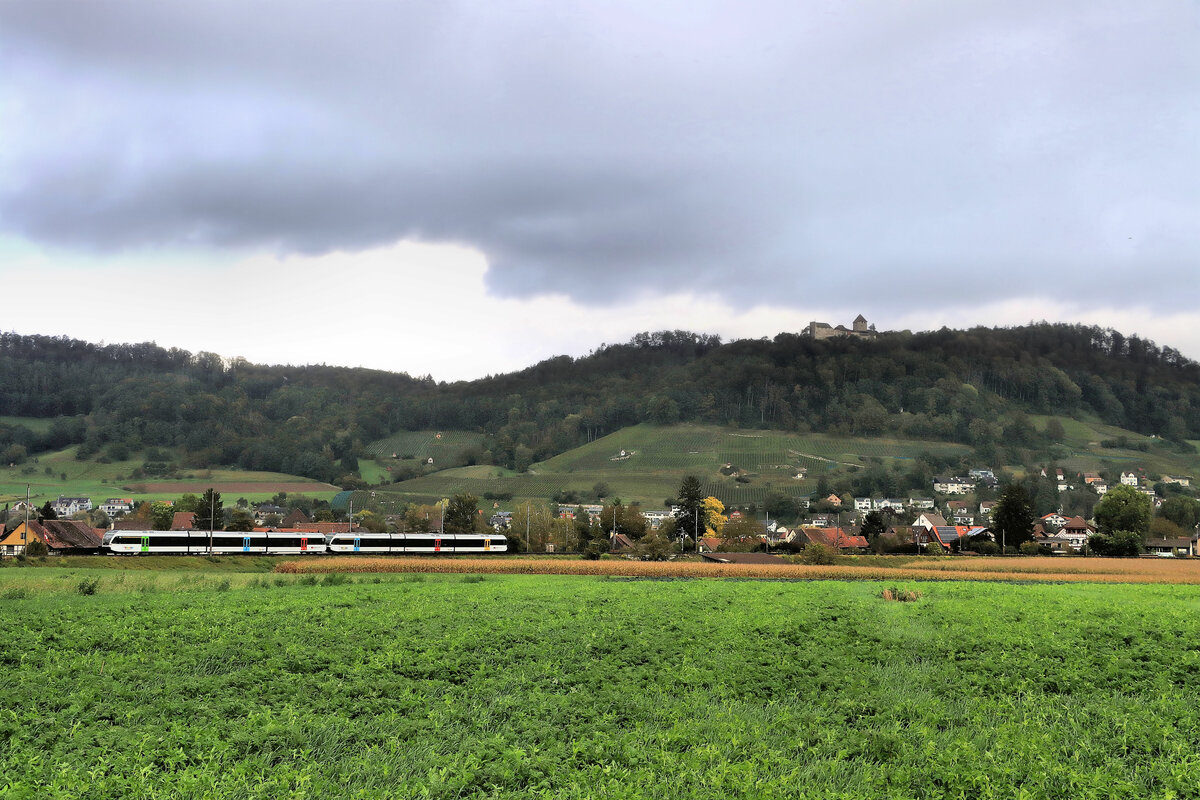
[2,1,1198,311]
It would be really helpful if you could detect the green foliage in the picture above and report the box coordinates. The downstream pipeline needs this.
[631,530,677,561]
[75,576,99,595]
[5,575,1200,796]
[226,509,255,532]
[1088,529,1144,557]
[800,542,834,565]
[992,483,1035,548]
[443,493,480,534]
[1094,485,1152,537]
[1159,496,1200,530]
[24,539,48,558]
[194,488,224,532]
[150,501,174,531]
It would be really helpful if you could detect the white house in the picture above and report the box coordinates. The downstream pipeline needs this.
[1121,472,1139,487]
[50,496,92,517]
[875,498,906,512]
[933,477,972,495]
[909,497,936,510]
[1040,512,1068,530]
[99,498,134,518]
[854,497,873,512]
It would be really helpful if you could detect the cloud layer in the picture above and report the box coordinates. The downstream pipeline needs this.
[2,1,1199,316]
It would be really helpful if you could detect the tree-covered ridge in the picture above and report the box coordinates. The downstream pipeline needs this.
[2,323,1198,483]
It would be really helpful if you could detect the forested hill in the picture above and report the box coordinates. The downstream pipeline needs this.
[2,324,1198,483]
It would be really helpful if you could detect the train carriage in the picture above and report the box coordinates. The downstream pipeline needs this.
[325,532,508,554]
[103,530,327,555]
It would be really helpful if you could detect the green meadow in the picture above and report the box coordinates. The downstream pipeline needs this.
[2,570,1198,798]
[366,419,1200,510]
[0,442,338,508]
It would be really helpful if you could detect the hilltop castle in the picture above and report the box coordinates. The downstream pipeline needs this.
[806,314,878,340]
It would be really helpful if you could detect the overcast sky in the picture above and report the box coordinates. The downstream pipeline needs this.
[2,1,1198,380]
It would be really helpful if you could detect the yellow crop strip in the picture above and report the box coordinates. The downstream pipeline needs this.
[274,556,1200,584]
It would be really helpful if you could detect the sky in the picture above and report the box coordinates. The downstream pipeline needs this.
[2,1,1198,381]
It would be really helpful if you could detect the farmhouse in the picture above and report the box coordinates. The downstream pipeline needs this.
[1145,537,1197,557]
[1057,516,1095,551]
[800,526,869,552]
[0,520,103,555]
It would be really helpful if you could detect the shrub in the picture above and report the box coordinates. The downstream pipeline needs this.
[801,543,834,565]
[461,574,486,584]
[24,540,49,558]
[973,541,1000,556]
[1088,530,1143,557]
[76,577,100,596]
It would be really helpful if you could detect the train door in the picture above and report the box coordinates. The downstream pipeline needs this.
[434,537,441,553]
[353,536,360,552]
[300,536,308,552]
[242,536,251,553]
[141,535,149,554]
[484,538,491,552]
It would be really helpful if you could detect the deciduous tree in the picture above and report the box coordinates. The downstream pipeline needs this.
[444,493,480,534]
[1094,484,1151,538]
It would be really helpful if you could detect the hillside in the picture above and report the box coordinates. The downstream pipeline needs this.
[3,324,1200,507]
[353,418,1200,516]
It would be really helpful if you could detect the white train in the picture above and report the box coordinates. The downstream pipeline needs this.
[102,530,508,555]
[325,532,506,554]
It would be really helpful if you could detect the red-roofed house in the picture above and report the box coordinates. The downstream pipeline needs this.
[171,512,197,530]
[801,527,868,551]
[0,520,103,555]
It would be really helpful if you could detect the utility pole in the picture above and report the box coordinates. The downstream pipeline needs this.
[208,490,215,555]
[525,501,530,554]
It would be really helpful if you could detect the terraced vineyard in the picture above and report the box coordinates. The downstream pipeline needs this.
[369,425,977,510]
[367,418,1200,512]
[363,430,483,462]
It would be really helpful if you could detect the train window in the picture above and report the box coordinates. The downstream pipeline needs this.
[406,538,436,549]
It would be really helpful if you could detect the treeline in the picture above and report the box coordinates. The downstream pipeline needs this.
[2,324,1199,483]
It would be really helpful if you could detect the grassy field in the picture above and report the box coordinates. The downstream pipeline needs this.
[368,419,1200,512]
[2,567,1199,798]
[0,445,339,507]
[370,424,976,510]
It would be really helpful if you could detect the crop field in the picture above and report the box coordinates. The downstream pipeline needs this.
[2,570,1200,799]
[278,554,1200,585]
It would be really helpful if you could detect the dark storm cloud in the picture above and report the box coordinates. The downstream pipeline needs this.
[1,1,1198,310]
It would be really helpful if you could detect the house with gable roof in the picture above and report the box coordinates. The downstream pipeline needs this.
[0,520,103,555]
